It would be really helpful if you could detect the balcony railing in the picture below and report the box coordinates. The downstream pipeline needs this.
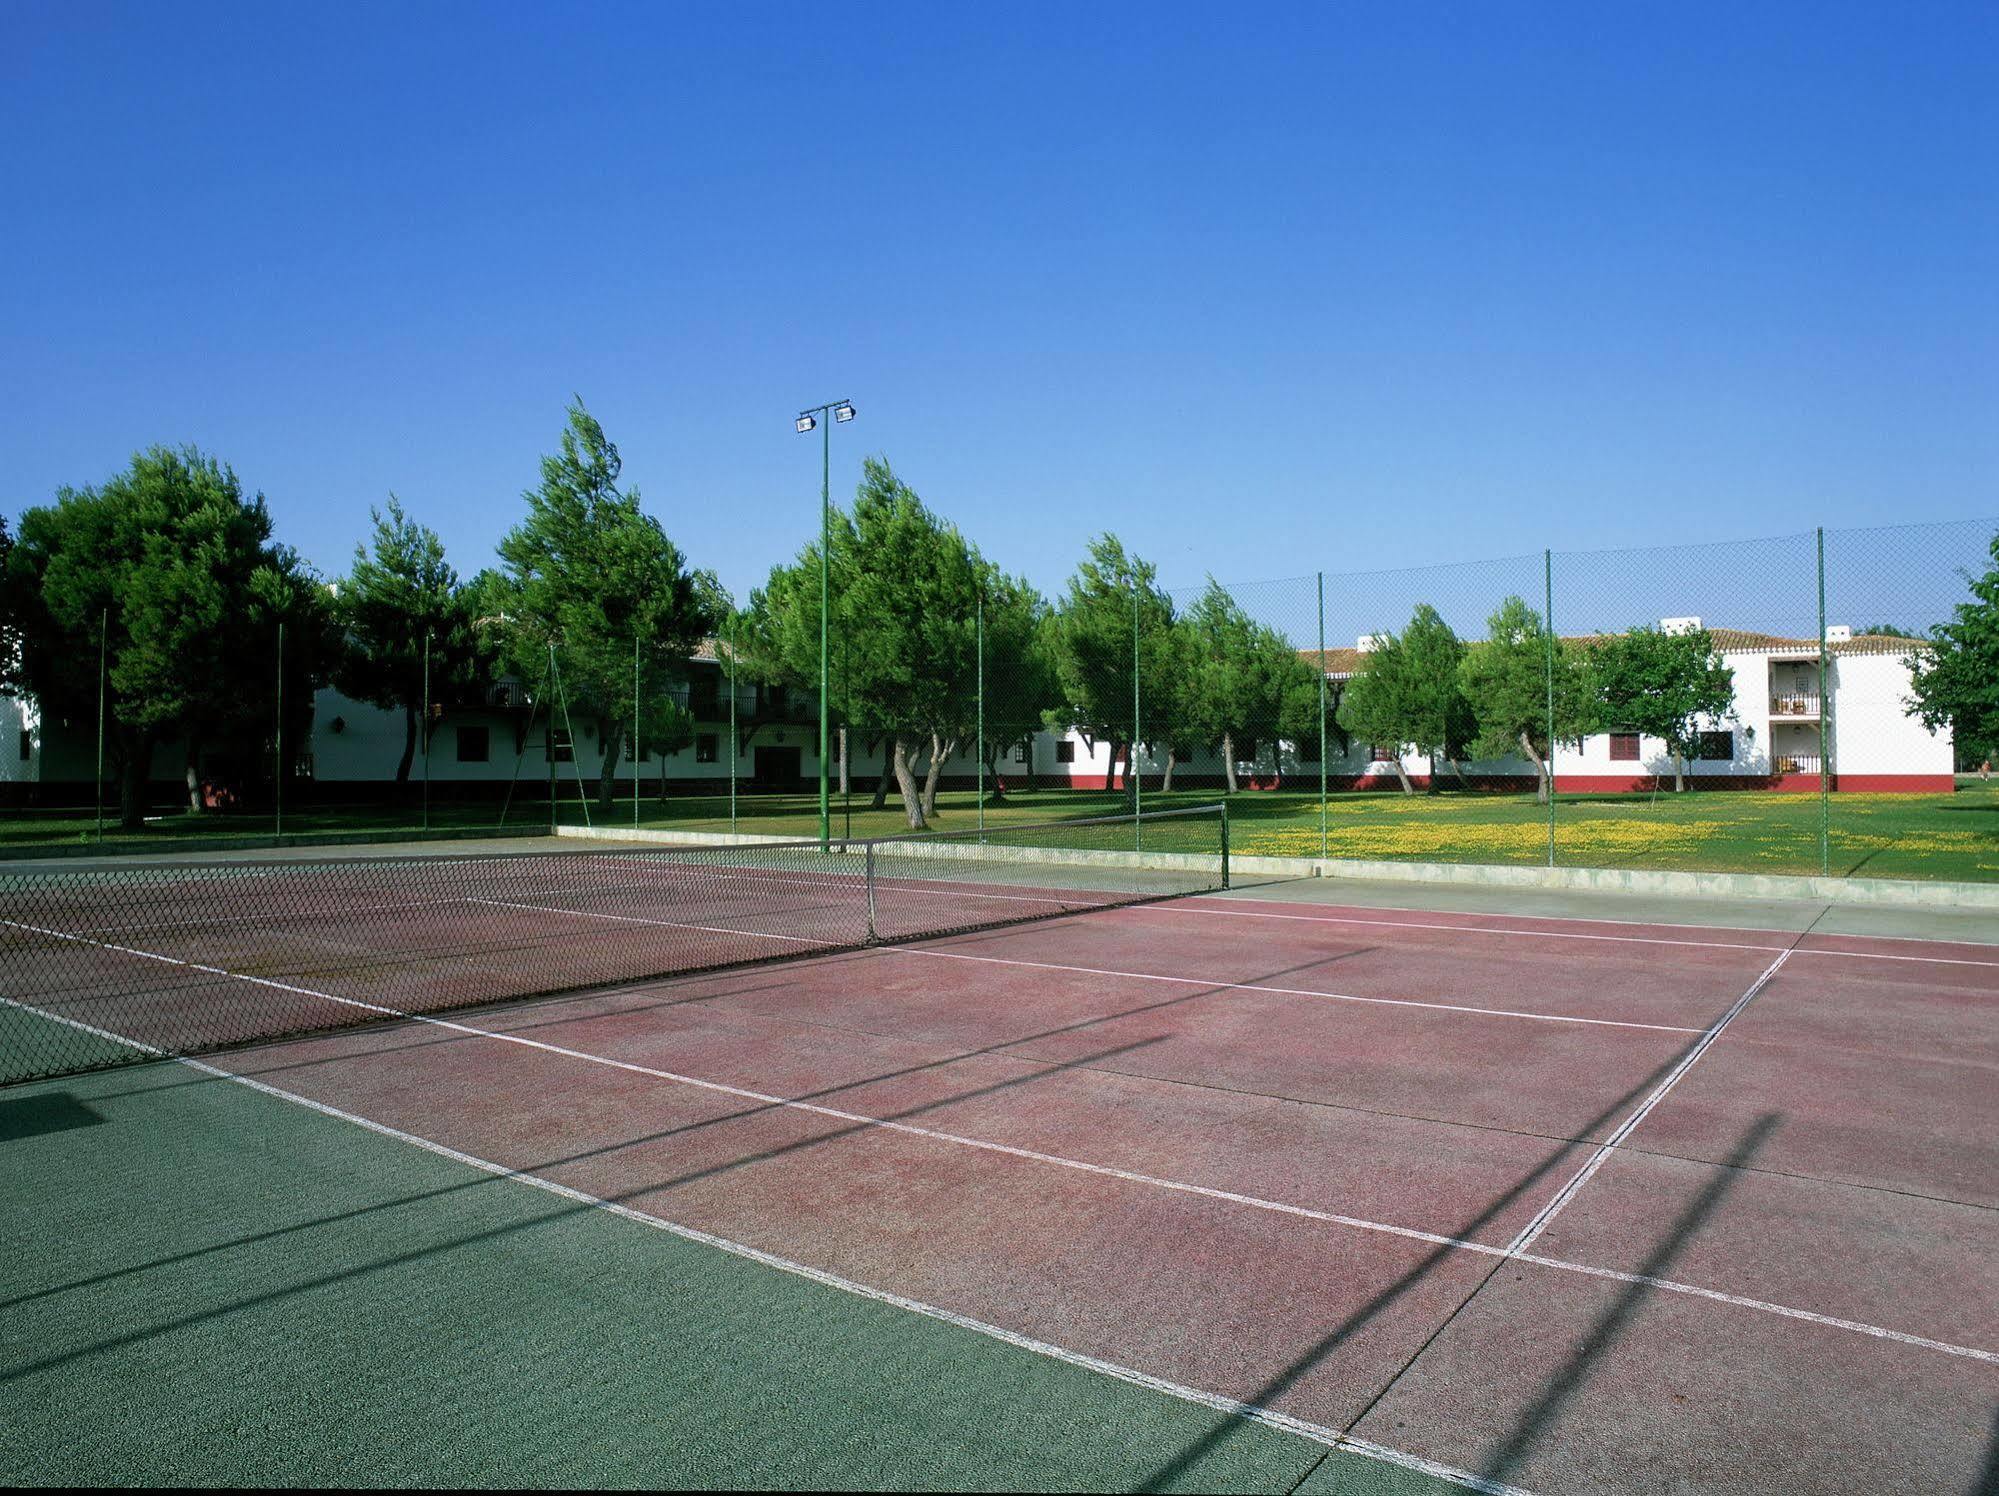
[1769,694,1823,718]
[1773,753,1824,775]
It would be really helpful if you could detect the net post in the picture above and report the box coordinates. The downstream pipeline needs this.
[1817,526,1830,877]
[1544,548,1556,868]
[1219,800,1231,890]
[864,843,878,943]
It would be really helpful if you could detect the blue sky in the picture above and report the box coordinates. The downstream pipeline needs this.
[3,3,1994,608]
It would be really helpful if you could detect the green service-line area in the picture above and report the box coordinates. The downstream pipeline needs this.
[0,1057,1462,1494]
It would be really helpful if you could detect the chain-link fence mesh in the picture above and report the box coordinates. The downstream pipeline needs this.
[13,517,1995,883]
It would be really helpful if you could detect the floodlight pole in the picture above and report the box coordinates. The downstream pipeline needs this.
[797,399,854,850]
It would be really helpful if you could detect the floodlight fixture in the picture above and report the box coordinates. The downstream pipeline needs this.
[795,413,817,434]
[833,401,855,423]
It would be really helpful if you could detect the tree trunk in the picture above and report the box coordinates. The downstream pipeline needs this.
[870,738,893,810]
[1675,752,1686,792]
[891,736,927,829]
[118,730,150,830]
[1425,751,1441,793]
[1518,729,1549,805]
[1449,756,1471,788]
[1161,746,1178,793]
[1222,730,1237,794]
[983,743,1008,805]
[919,734,954,820]
[596,719,624,811]
[395,705,418,786]
[1391,755,1413,795]
[183,741,202,813]
[837,726,849,797]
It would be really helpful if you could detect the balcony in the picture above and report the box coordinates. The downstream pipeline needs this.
[1773,753,1824,775]
[1769,694,1823,721]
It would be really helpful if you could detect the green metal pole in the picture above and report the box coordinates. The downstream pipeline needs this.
[1544,549,1557,867]
[634,631,641,831]
[976,589,985,839]
[1131,577,1141,849]
[422,629,431,833]
[95,606,107,839]
[819,414,831,851]
[547,641,557,834]
[728,637,737,834]
[1818,526,1830,877]
[274,621,284,837]
[1220,800,1231,890]
[1317,571,1327,861]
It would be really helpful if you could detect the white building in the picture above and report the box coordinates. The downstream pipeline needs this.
[1290,620,1953,794]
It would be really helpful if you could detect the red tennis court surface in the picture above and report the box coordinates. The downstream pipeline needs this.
[52,882,1999,1492]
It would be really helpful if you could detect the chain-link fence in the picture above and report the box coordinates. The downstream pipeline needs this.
[10,517,1994,882]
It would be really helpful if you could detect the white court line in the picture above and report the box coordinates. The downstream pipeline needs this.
[1175,892,1999,951]
[1504,950,1796,1260]
[885,945,1705,1036]
[0,997,1524,1496]
[1128,902,1791,954]
[1141,902,1999,970]
[5,928,1991,1368]
[468,897,847,949]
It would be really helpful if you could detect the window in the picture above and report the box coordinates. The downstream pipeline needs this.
[1235,737,1259,762]
[695,733,719,764]
[1055,740,1077,764]
[1294,734,1321,764]
[456,725,490,764]
[1609,733,1641,761]
[1696,730,1734,762]
[17,730,29,762]
[1371,744,1397,763]
[550,728,573,764]
[1012,743,1029,765]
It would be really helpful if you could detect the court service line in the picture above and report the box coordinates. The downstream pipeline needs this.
[1503,949,1796,1259]
[1127,902,1790,954]
[0,999,1522,1496]
[1178,892,1999,952]
[885,945,1706,1036]
[4,933,1992,1368]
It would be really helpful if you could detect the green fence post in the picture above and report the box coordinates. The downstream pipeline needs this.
[1317,571,1327,861]
[95,606,107,840]
[633,631,641,832]
[546,642,557,834]
[274,621,284,838]
[422,629,432,833]
[728,637,737,834]
[1544,548,1557,868]
[1817,526,1830,877]
[976,588,985,839]
[1220,800,1231,890]
[1131,576,1141,849]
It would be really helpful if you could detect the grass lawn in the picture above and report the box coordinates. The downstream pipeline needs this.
[561,778,1999,883]
[5,780,1994,882]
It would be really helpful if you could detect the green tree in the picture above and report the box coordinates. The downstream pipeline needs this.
[972,573,1056,805]
[742,458,999,829]
[1180,580,1316,793]
[1046,535,1179,802]
[3,447,321,826]
[1905,530,1999,766]
[1580,624,1737,791]
[334,497,479,787]
[491,401,722,813]
[1335,604,1473,793]
[1857,623,1921,639]
[1458,595,1587,804]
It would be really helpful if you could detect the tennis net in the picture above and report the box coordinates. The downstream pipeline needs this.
[0,805,1228,1086]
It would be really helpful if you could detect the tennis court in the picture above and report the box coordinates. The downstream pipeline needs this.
[3,820,1995,1493]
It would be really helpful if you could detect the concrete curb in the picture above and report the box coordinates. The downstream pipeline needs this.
[554,824,1999,909]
